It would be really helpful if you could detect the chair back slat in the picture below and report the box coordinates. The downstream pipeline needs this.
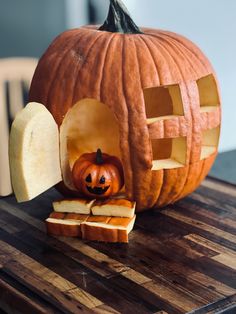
[8,80,24,120]
[0,58,38,197]
[0,78,12,196]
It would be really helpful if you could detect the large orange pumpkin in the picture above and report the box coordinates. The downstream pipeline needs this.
[29,0,221,211]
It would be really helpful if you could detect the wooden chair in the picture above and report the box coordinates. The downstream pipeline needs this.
[0,58,38,197]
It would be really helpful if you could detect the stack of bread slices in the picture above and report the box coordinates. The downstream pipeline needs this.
[46,198,136,243]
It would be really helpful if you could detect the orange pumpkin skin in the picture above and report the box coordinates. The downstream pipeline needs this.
[72,150,124,199]
[29,4,221,211]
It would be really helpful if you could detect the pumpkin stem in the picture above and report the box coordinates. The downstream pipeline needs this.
[99,0,143,34]
[96,149,104,165]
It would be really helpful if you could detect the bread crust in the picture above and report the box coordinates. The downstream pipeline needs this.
[46,212,136,243]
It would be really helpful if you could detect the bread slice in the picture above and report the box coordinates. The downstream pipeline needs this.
[45,212,136,243]
[9,102,62,202]
[81,216,136,243]
[53,199,95,214]
[92,199,136,218]
[46,219,82,237]
[46,212,89,237]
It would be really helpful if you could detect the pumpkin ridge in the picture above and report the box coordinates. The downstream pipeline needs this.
[117,35,134,199]
[139,34,193,207]
[146,35,181,83]
[199,154,217,185]
[173,89,195,202]
[149,39,186,206]
[156,33,206,79]
[137,35,161,85]
[99,33,116,101]
[131,35,157,206]
[44,31,92,123]
[155,34,200,77]
[52,35,99,123]
[144,35,174,85]
[151,37,190,206]
[30,31,80,105]
[195,159,207,190]
[159,30,212,73]
[157,122,183,205]
[121,35,136,200]
[99,34,133,200]
[71,32,106,106]
[133,36,163,208]
[152,33,196,80]
[87,33,116,101]
[131,36,154,207]
[171,85,196,203]
[158,32,207,75]
[46,31,88,105]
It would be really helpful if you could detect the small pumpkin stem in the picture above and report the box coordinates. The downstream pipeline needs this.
[96,149,104,165]
[99,0,143,34]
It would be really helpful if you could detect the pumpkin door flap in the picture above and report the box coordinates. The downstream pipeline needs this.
[9,102,62,202]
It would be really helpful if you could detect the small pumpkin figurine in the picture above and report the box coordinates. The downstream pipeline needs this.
[72,149,124,199]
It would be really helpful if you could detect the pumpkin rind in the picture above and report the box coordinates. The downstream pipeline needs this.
[29,26,221,211]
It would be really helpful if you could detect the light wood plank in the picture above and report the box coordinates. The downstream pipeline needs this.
[185,234,236,256]
[144,281,203,313]
[162,209,236,244]
[93,304,121,313]
[188,271,236,297]
[0,239,102,309]
[121,269,151,285]
[0,278,52,314]
[185,234,236,271]
[212,254,236,271]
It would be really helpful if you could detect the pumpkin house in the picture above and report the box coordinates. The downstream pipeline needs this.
[11,0,221,212]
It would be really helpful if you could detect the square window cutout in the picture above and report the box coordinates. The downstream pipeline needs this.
[144,84,184,125]
[200,126,220,160]
[197,74,220,113]
[151,137,187,170]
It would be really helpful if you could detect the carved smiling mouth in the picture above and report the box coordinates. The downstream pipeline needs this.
[86,185,110,195]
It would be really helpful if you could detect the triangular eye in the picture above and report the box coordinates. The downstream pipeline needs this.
[99,176,105,184]
[85,174,92,183]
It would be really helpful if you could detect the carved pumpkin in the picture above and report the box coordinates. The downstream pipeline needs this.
[72,149,124,199]
[29,0,221,211]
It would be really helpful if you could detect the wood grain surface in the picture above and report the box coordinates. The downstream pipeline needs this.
[0,177,235,314]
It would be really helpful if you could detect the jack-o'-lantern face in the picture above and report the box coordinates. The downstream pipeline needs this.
[29,0,221,211]
[84,173,110,196]
[72,149,124,199]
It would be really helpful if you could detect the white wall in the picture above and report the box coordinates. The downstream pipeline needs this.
[0,0,66,58]
[66,0,236,152]
[65,0,88,28]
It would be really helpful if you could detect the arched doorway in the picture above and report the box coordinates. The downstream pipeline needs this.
[60,98,121,190]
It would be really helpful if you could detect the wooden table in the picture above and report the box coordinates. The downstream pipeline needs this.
[0,176,235,314]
